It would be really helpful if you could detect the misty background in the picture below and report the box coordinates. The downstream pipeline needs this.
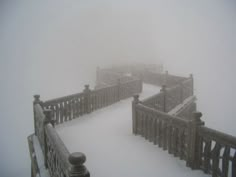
[0,1,235,177]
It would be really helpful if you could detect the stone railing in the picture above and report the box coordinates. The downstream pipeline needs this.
[42,78,142,125]
[96,67,134,86]
[141,76,194,113]
[131,67,236,177]
[197,126,236,177]
[33,99,90,177]
[32,67,143,177]
[132,96,202,165]
[30,64,236,177]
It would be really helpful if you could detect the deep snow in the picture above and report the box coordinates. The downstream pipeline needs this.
[56,84,210,177]
[1,1,235,177]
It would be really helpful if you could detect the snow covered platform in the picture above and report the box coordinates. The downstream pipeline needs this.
[56,84,209,177]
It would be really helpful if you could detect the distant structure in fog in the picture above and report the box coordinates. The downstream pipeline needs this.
[28,63,236,177]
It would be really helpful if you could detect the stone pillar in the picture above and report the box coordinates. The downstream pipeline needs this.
[44,109,54,127]
[43,109,53,168]
[164,70,169,86]
[186,112,204,169]
[160,85,166,112]
[33,95,43,134]
[132,95,139,135]
[33,94,43,106]
[83,85,91,113]
[69,152,90,177]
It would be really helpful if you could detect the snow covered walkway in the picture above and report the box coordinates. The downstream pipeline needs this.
[56,84,209,177]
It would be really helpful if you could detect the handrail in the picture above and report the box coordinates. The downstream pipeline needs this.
[199,126,236,149]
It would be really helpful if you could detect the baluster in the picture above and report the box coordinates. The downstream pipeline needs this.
[153,118,157,145]
[145,116,148,140]
[203,139,212,173]
[173,128,178,157]
[68,100,72,120]
[167,123,172,154]
[81,96,84,115]
[136,110,140,134]
[232,151,236,177]
[56,104,59,124]
[60,102,64,123]
[132,95,139,135]
[64,101,68,122]
[178,129,184,159]
[140,112,144,136]
[162,121,167,150]
[148,116,152,142]
[156,119,160,145]
[150,117,155,143]
[212,143,221,177]
[74,98,78,118]
[96,92,99,109]
[158,120,162,147]
[222,146,230,177]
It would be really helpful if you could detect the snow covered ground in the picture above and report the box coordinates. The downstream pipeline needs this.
[56,84,209,177]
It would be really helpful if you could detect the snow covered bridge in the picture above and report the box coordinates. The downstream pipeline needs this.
[28,64,236,177]
[55,83,208,177]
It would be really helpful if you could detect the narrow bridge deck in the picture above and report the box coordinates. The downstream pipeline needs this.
[56,84,209,177]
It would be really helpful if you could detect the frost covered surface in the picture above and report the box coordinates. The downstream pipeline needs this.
[56,84,209,177]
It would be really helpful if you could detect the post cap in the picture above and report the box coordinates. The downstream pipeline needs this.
[84,85,90,90]
[69,152,86,166]
[192,112,202,121]
[133,94,139,100]
[34,94,40,100]
[161,85,166,92]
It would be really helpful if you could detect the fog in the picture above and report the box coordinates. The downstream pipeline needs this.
[0,1,235,177]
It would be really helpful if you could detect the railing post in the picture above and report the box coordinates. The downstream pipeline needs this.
[160,85,166,112]
[186,112,204,169]
[190,74,194,95]
[83,85,91,113]
[43,109,53,168]
[33,95,43,134]
[69,152,90,177]
[132,95,139,135]
[164,70,168,86]
[138,73,143,93]
[117,79,121,101]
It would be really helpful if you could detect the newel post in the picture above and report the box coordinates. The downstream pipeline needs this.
[160,85,166,112]
[83,85,91,113]
[139,74,143,93]
[186,112,204,169]
[43,109,53,168]
[69,152,90,177]
[33,95,43,134]
[164,70,169,86]
[132,95,139,134]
